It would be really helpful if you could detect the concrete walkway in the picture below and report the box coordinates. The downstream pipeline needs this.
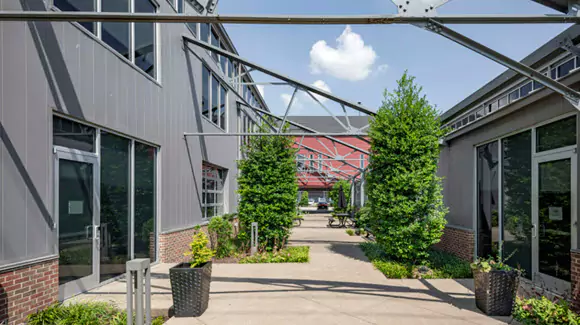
[165,213,510,325]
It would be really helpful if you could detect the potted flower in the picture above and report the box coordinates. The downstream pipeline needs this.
[169,228,214,317]
[471,255,521,316]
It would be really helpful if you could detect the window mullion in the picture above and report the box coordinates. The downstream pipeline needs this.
[129,0,135,63]
[96,0,102,39]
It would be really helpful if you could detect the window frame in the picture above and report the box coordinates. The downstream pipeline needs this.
[201,64,228,131]
[202,163,226,219]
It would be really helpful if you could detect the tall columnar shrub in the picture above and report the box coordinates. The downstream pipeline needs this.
[237,122,298,251]
[367,72,447,263]
[329,179,351,213]
[299,191,309,207]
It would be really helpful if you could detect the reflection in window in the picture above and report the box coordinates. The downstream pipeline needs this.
[477,141,499,259]
[557,58,575,79]
[100,132,130,281]
[502,131,532,279]
[220,85,227,129]
[211,75,220,125]
[101,0,130,59]
[508,89,520,103]
[53,116,96,152]
[134,143,156,261]
[54,0,95,33]
[211,28,220,62]
[200,23,210,42]
[202,66,210,118]
[134,0,156,78]
[520,82,533,97]
[536,116,577,152]
[202,164,226,218]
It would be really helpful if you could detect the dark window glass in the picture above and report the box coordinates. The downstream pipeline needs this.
[211,75,220,125]
[220,85,227,129]
[536,116,577,152]
[477,141,499,259]
[133,143,156,261]
[100,132,130,281]
[220,42,228,73]
[520,82,533,97]
[54,0,95,33]
[469,114,475,122]
[508,89,520,102]
[228,59,235,79]
[53,116,96,152]
[101,0,130,59]
[202,66,210,118]
[187,23,197,36]
[177,0,183,12]
[210,28,220,62]
[557,58,575,79]
[200,23,210,42]
[551,68,557,79]
[134,0,156,78]
[533,80,545,91]
[476,109,484,119]
[489,101,498,113]
[502,131,532,279]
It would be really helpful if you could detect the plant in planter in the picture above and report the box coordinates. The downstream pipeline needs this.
[471,254,521,316]
[169,228,214,317]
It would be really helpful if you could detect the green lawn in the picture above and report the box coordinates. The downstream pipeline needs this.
[360,242,472,279]
[239,246,310,264]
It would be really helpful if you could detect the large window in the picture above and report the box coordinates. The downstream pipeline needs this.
[54,0,157,78]
[477,141,499,259]
[536,116,577,152]
[502,131,532,279]
[202,164,226,219]
[134,142,157,260]
[202,65,228,130]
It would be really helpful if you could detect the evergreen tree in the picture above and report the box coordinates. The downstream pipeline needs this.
[367,72,447,263]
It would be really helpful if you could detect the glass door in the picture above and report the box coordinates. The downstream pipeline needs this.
[55,147,100,300]
[532,149,577,293]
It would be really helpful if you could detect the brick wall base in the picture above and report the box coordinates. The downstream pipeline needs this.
[571,250,580,311]
[434,226,475,262]
[0,258,59,325]
[158,226,208,263]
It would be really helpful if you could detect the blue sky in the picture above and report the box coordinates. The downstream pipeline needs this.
[218,0,570,116]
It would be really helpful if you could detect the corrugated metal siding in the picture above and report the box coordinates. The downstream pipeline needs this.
[0,0,242,266]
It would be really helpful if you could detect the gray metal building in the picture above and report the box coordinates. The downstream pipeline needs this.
[0,0,266,301]
[438,24,580,295]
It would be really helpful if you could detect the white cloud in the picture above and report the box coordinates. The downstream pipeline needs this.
[280,80,333,114]
[257,85,265,97]
[310,25,377,81]
[377,64,389,74]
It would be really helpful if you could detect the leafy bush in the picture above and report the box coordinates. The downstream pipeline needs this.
[237,121,298,251]
[239,246,309,264]
[184,228,214,267]
[345,229,355,236]
[208,216,235,258]
[367,72,447,263]
[299,191,309,207]
[329,180,351,213]
[513,297,580,325]
[27,302,164,325]
[360,242,471,279]
[355,206,371,229]
[471,254,519,273]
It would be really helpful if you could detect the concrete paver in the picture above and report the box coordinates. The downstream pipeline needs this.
[72,213,511,324]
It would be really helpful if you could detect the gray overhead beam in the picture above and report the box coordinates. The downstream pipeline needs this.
[422,19,580,108]
[298,142,362,171]
[183,35,375,116]
[1,11,580,24]
[183,132,368,137]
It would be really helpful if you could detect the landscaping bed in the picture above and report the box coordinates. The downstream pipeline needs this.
[27,302,165,325]
[360,242,472,279]
[213,246,310,264]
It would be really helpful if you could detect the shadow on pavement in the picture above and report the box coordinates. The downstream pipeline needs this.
[327,243,369,262]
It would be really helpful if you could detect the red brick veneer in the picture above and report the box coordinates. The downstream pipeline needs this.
[434,225,475,262]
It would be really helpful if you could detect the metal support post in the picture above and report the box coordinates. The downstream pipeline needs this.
[421,19,580,110]
[250,222,258,255]
[126,259,151,325]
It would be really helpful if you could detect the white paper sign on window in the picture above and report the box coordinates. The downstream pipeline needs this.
[549,207,563,221]
[68,201,84,215]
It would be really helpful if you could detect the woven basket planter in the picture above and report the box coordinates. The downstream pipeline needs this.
[473,269,520,316]
[169,261,212,317]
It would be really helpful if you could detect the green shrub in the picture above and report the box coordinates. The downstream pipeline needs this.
[239,246,309,264]
[208,216,235,258]
[299,191,309,207]
[513,297,580,325]
[329,180,351,213]
[360,242,471,279]
[345,229,355,236]
[367,72,447,263]
[27,302,165,325]
[237,121,298,251]
[355,206,371,229]
[184,229,214,267]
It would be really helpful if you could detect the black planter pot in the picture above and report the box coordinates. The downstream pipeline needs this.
[473,269,520,316]
[169,261,212,317]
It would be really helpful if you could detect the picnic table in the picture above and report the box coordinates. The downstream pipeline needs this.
[328,213,351,228]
